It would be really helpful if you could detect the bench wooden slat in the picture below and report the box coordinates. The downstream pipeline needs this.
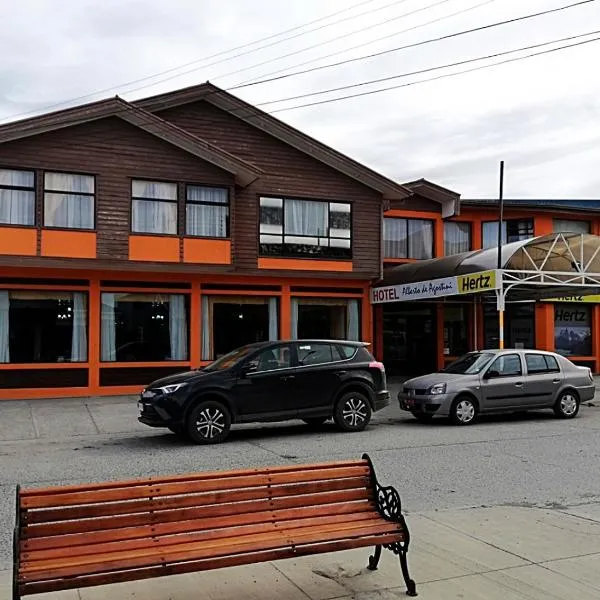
[21,465,370,509]
[24,476,370,523]
[19,532,402,597]
[24,488,372,538]
[20,460,367,498]
[21,521,400,580]
[23,499,376,552]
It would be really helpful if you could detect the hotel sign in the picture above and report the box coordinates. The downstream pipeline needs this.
[371,270,499,304]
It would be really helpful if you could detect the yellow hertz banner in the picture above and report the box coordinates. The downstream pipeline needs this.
[456,270,498,295]
[545,295,600,303]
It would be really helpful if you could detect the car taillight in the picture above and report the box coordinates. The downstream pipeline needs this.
[369,361,385,372]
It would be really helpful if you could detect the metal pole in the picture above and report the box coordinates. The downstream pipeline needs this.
[497,161,505,348]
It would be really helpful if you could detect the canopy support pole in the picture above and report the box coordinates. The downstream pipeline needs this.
[496,282,506,350]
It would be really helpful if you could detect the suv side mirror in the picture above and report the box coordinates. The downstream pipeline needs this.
[484,369,500,379]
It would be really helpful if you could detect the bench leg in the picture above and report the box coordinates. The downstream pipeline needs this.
[399,550,417,597]
[367,545,382,570]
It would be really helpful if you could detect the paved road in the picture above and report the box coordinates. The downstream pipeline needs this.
[1,384,600,570]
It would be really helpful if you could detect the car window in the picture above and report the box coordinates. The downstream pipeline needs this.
[248,345,292,372]
[489,354,522,377]
[444,352,495,374]
[544,355,560,372]
[525,354,547,374]
[297,343,336,366]
[339,344,358,359]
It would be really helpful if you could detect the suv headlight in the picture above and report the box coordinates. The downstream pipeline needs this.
[158,382,188,395]
[428,383,447,395]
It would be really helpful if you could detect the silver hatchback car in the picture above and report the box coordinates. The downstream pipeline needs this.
[398,349,595,425]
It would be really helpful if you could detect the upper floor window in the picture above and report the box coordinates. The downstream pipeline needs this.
[0,168,35,226]
[444,221,471,256]
[44,172,95,230]
[259,197,351,259]
[186,186,229,238]
[383,218,433,259]
[131,180,177,235]
[553,219,590,234]
[482,219,533,249]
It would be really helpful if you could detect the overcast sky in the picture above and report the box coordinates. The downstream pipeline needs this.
[1,0,599,198]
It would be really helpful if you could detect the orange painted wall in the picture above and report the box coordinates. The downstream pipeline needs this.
[41,230,96,259]
[258,258,353,272]
[0,227,37,256]
[129,235,179,262]
[183,238,231,264]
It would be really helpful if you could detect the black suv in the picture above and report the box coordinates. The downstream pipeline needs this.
[138,340,390,444]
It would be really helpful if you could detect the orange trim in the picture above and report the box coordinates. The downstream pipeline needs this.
[280,284,291,339]
[99,361,191,368]
[534,215,553,236]
[0,284,88,290]
[361,289,371,345]
[183,238,231,264]
[291,291,363,298]
[258,258,353,272]
[383,258,419,265]
[202,289,281,297]
[385,209,440,219]
[434,216,443,258]
[0,362,89,370]
[41,230,96,259]
[96,385,144,396]
[0,227,36,256]
[88,279,100,394]
[0,387,90,401]
[100,286,191,294]
[129,235,179,262]
[535,303,554,352]
[190,282,201,369]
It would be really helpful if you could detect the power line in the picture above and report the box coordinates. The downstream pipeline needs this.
[230,0,597,90]
[0,0,384,123]
[236,0,496,87]
[257,29,600,107]
[269,33,600,113]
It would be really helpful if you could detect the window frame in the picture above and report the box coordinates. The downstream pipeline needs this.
[443,220,472,256]
[245,343,296,374]
[552,218,591,234]
[43,170,96,231]
[485,353,523,378]
[481,219,534,249]
[258,196,353,260]
[185,184,230,239]
[525,353,561,375]
[383,216,435,260]
[0,167,36,228]
[130,178,179,236]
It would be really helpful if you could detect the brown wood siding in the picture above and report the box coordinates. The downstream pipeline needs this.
[0,117,234,261]
[154,102,383,277]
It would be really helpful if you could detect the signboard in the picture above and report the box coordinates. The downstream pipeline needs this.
[371,269,499,304]
[544,295,600,303]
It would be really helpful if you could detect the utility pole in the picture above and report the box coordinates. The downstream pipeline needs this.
[497,161,505,349]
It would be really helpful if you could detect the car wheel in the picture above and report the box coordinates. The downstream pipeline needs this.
[334,392,372,432]
[411,412,434,423]
[186,400,231,444]
[450,396,478,426]
[553,390,580,419]
[302,417,328,428]
[167,424,188,438]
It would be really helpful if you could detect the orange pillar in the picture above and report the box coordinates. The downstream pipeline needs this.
[435,217,444,258]
[472,219,482,250]
[361,287,372,345]
[88,279,100,395]
[535,215,553,236]
[190,282,201,368]
[593,304,600,374]
[535,303,554,352]
[281,285,291,339]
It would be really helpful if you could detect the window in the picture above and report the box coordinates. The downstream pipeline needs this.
[292,298,360,341]
[101,293,189,362]
[483,303,535,350]
[247,345,292,372]
[0,290,87,363]
[553,219,590,234]
[297,342,336,366]
[259,197,351,259]
[525,353,560,374]
[0,169,35,226]
[44,172,94,229]
[444,222,470,256]
[383,218,433,259]
[131,180,177,235]
[554,304,592,356]
[444,306,468,356]
[186,186,229,237]
[339,344,359,359]
[488,354,522,377]
[482,219,534,249]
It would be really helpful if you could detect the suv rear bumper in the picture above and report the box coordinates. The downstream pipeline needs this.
[374,390,391,412]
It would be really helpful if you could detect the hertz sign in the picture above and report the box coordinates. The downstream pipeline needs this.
[456,271,497,294]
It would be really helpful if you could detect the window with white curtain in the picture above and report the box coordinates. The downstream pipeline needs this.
[482,219,533,249]
[444,221,471,256]
[259,197,351,259]
[553,219,590,234]
[131,180,178,235]
[0,169,35,226]
[186,186,229,237]
[383,218,433,259]
[44,172,94,229]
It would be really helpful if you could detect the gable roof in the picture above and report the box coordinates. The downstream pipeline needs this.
[135,82,411,201]
[0,97,261,187]
[402,179,460,218]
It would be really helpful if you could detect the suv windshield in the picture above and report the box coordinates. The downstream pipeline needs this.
[204,345,256,372]
[443,352,495,374]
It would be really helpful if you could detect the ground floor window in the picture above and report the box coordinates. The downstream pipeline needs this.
[554,304,592,356]
[443,305,468,356]
[291,298,360,341]
[202,296,278,360]
[483,303,535,349]
[0,290,87,363]
[101,293,189,362]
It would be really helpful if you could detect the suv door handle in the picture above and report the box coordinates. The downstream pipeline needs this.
[336,371,347,377]
[514,382,524,387]
[552,379,561,384]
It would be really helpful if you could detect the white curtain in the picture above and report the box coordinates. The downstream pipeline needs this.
[285,199,328,236]
[0,190,35,225]
[44,173,94,229]
[201,296,211,360]
[347,300,360,341]
[132,180,178,235]
[408,220,434,259]
[71,292,87,362]
[291,298,299,339]
[101,293,116,361]
[169,295,188,360]
[268,297,278,341]
[0,291,9,363]
[444,221,470,256]
[482,221,507,249]
[186,186,228,237]
[383,218,408,258]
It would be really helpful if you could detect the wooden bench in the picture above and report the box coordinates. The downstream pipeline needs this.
[13,454,417,598]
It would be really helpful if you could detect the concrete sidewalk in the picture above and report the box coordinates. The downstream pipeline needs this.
[3,503,600,599]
